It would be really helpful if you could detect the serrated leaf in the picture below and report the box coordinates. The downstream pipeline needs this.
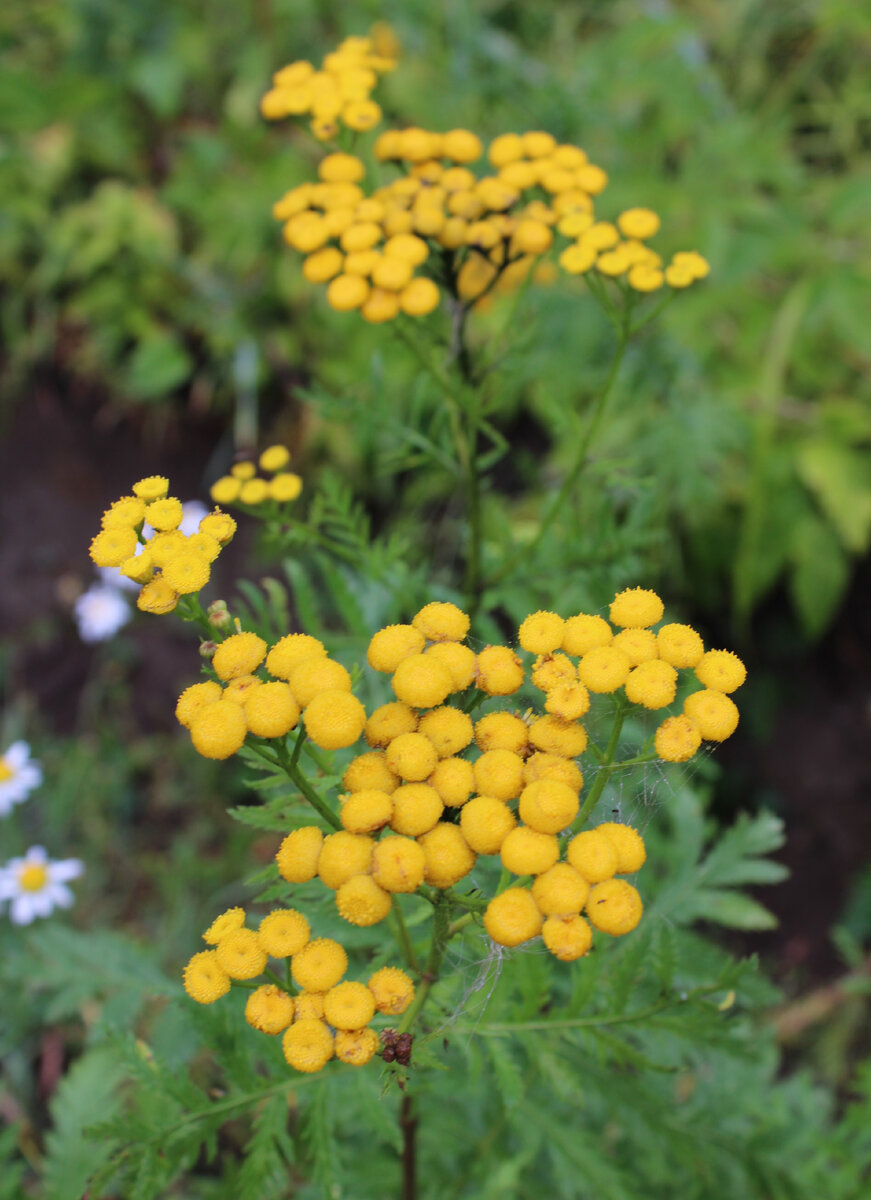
[43,1046,127,1200]
[796,437,871,553]
[683,889,779,931]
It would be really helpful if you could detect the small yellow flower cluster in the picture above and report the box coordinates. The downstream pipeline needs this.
[485,822,646,960]
[272,134,708,317]
[183,905,414,1072]
[259,34,396,142]
[88,477,236,616]
[210,446,303,508]
[176,629,369,759]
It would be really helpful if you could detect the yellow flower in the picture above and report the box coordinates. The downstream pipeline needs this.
[215,928,268,979]
[566,829,619,883]
[327,274,370,312]
[292,938,348,992]
[399,277,440,316]
[475,645,524,696]
[289,657,351,708]
[597,823,646,874]
[424,642,476,690]
[500,826,559,877]
[657,623,704,669]
[212,632,268,681]
[368,966,414,1015]
[460,796,516,855]
[683,689,739,741]
[189,699,247,760]
[243,681,300,739]
[472,748,525,802]
[269,473,303,502]
[586,879,643,936]
[324,981,376,1030]
[161,551,210,596]
[210,476,242,505]
[412,601,470,643]
[89,527,137,568]
[317,831,374,890]
[145,497,184,532]
[304,690,367,749]
[542,914,593,961]
[132,475,170,502]
[282,1019,334,1073]
[335,1026,379,1066]
[276,826,324,883]
[694,650,746,693]
[340,788,393,834]
[176,681,223,728]
[518,610,565,655]
[417,707,473,758]
[390,783,443,838]
[183,950,231,1004]
[617,208,660,240]
[136,576,179,615]
[544,681,590,722]
[258,909,310,957]
[391,654,453,709]
[561,613,613,656]
[474,712,529,755]
[371,836,426,893]
[624,660,678,710]
[484,888,543,947]
[428,756,475,808]
[336,874,392,926]
[199,510,236,545]
[609,587,664,628]
[523,752,583,792]
[343,750,399,793]
[245,984,294,1034]
[612,628,658,666]
[531,863,590,916]
[203,907,246,945]
[628,264,664,292]
[364,702,418,749]
[654,715,702,762]
[259,445,291,473]
[119,550,154,585]
[266,632,327,679]
[578,645,631,694]
[528,715,588,758]
[101,496,146,529]
[518,780,580,835]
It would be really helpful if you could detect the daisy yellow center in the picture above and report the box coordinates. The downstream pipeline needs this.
[0,758,14,782]
[18,864,48,892]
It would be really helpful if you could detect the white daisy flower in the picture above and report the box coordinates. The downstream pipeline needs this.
[74,582,132,643]
[0,741,43,818]
[0,846,84,924]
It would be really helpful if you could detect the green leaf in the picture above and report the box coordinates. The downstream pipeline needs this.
[682,889,779,931]
[796,438,871,553]
[788,512,850,637]
[42,1046,127,1200]
[125,331,192,400]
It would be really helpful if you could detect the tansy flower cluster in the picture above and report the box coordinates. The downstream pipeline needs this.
[266,50,709,320]
[210,445,303,509]
[88,477,237,617]
[183,904,414,1073]
[260,33,396,142]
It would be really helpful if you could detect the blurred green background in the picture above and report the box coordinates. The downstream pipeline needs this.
[1,0,870,1195]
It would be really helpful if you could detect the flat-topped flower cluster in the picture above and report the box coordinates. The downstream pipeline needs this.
[184,904,414,1074]
[263,36,709,322]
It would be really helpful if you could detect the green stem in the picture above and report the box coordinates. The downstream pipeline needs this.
[448,912,476,937]
[571,699,627,833]
[391,901,420,974]
[176,594,213,635]
[264,966,296,995]
[274,740,341,830]
[397,893,452,1036]
[492,316,632,586]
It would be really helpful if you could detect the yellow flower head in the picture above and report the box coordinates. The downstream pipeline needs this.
[239,478,270,506]
[597,822,647,874]
[183,950,231,1004]
[245,984,295,1034]
[210,476,242,505]
[371,836,426,893]
[266,632,327,679]
[324,980,376,1030]
[367,624,427,673]
[199,509,237,546]
[335,1026,379,1066]
[343,750,399,794]
[292,938,348,992]
[282,1018,334,1073]
[277,826,324,883]
[459,795,516,855]
[654,715,702,763]
[500,826,559,877]
[518,610,566,655]
[304,690,367,750]
[518,780,580,835]
[364,701,418,748]
[578,646,631,694]
[484,888,543,947]
[531,863,590,916]
[269,473,303,503]
[176,681,223,728]
[424,642,477,691]
[390,783,443,838]
[624,660,678,710]
[189,699,247,760]
[609,587,664,629]
[243,681,300,739]
[561,613,613,656]
[258,909,311,957]
[215,928,268,980]
[529,714,588,758]
[694,650,746,694]
[368,966,414,1015]
[391,654,453,709]
[386,732,439,783]
[472,748,525,802]
[617,208,660,240]
[542,914,593,961]
[89,527,138,568]
[523,752,583,792]
[336,874,392,926]
[586,879,643,936]
[317,831,374,890]
[259,445,291,473]
[202,906,246,945]
[417,707,473,758]
[429,756,475,808]
[340,788,393,834]
[289,657,351,707]
[132,476,169,502]
[657,623,704,669]
[566,829,619,883]
[101,496,146,529]
[161,551,210,596]
[683,689,739,741]
[476,645,524,696]
[212,632,268,681]
[412,601,470,643]
[145,497,184,532]
[136,576,179,615]
[474,712,529,755]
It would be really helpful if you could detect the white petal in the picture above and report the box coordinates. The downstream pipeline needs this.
[180,501,209,536]
[50,859,84,884]
[3,742,30,770]
[47,883,74,909]
[10,895,36,924]
[24,845,49,864]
